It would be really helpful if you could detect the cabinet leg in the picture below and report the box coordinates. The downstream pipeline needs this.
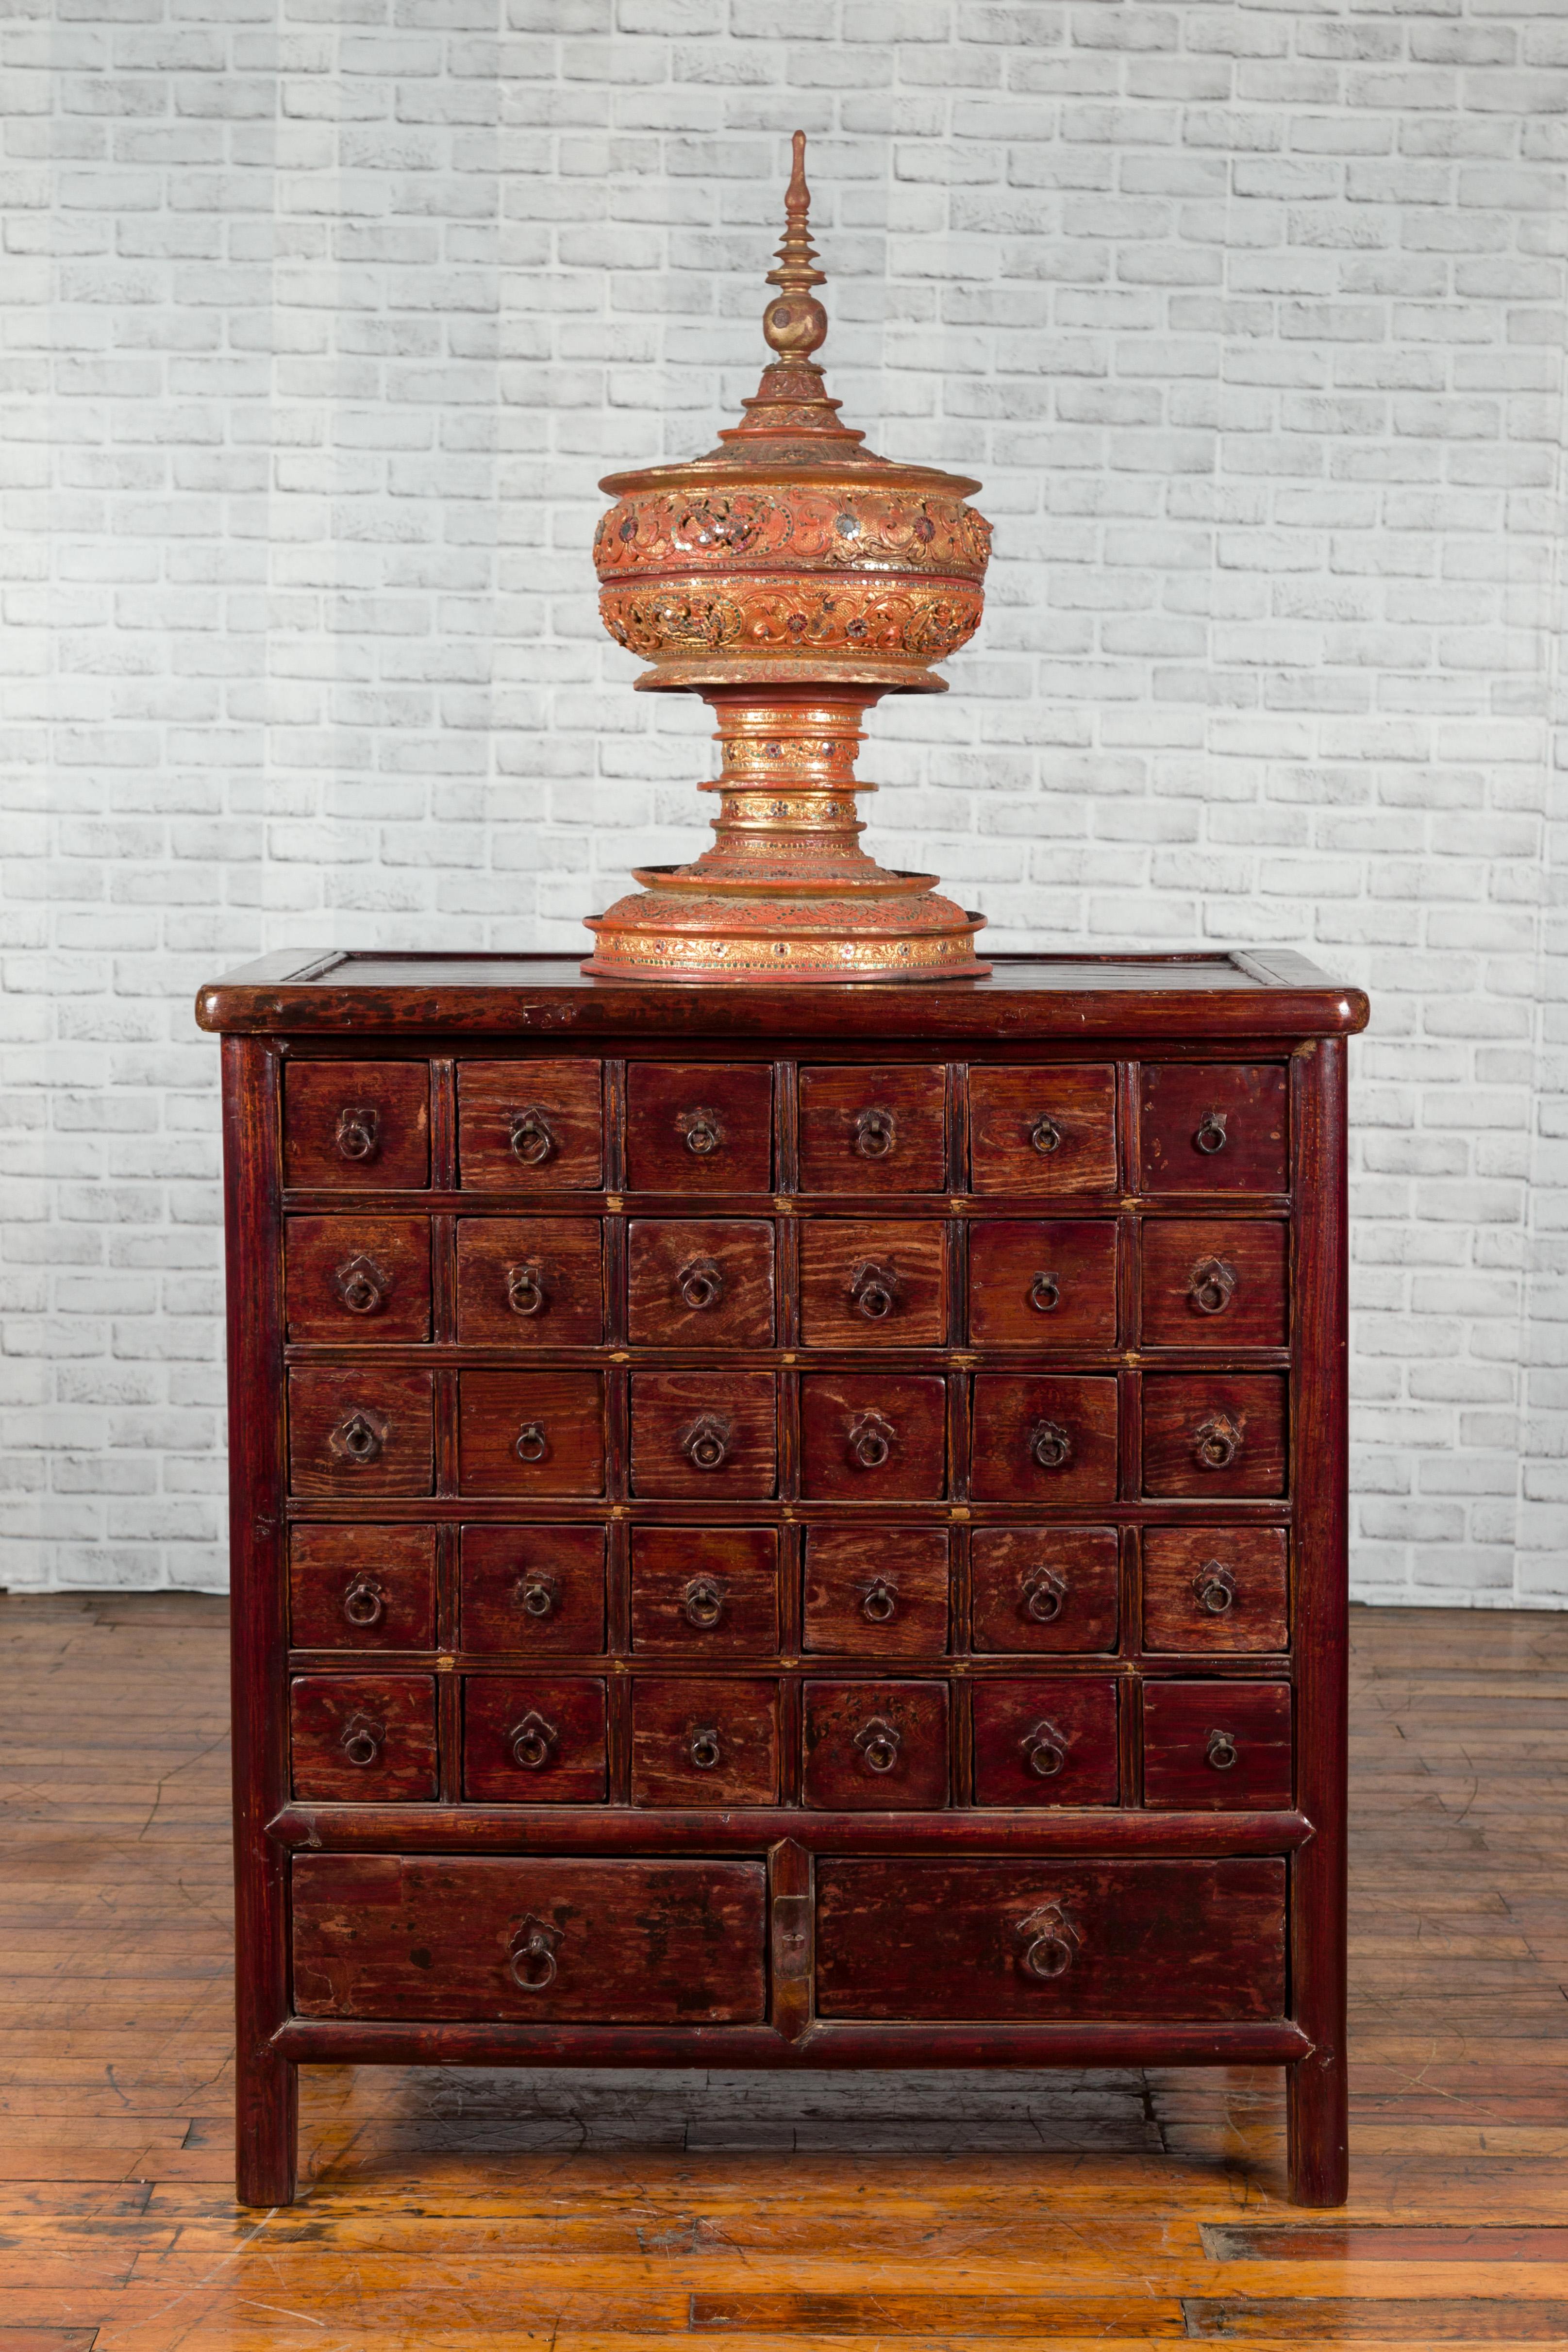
[236,2047,298,2207]
[1287,2047,1348,2207]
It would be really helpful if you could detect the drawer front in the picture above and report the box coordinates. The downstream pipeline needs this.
[457,1059,604,1191]
[1142,1680,1293,1810]
[800,1373,948,1501]
[462,1675,607,1802]
[798,1065,946,1194]
[629,1372,778,1499]
[631,1677,781,1806]
[289,1525,436,1651]
[1143,1527,1289,1654]
[455,1218,605,1348]
[802,1679,950,1810]
[625,1063,773,1193]
[290,1673,437,1801]
[968,1065,1118,1197]
[803,1527,950,1657]
[283,1060,431,1192]
[970,1375,1118,1505]
[291,1854,768,2023]
[287,1369,434,1498]
[630,1526,780,1655]
[627,1218,776,1349]
[459,1526,607,1654]
[1143,1373,1287,1499]
[1140,1218,1287,1350]
[799,1219,947,1349]
[967,1219,1117,1349]
[815,1857,1286,2022]
[284,1216,432,1344]
[970,1526,1119,1654]
[1140,1063,1288,1194]
[971,1677,1120,1808]
[458,1370,606,1498]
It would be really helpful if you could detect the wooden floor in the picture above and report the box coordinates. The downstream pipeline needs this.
[0,1599,1565,2351]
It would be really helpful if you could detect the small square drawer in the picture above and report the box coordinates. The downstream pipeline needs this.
[456,1218,605,1347]
[457,1059,604,1190]
[798,1065,946,1193]
[970,1374,1118,1505]
[972,1677,1119,1807]
[631,1678,781,1807]
[289,1525,436,1651]
[631,1526,780,1654]
[1143,1527,1288,1654]
[285,1216,432,1343]
[802,1679,950,1810]
[625,1064,773,1192]
[462,1675,607,1802]
[1142,1680,1293,1810]
[970,1526,1119,1654]
[1140,1219,1287,1349]
[284,1061,430,1191]
[804,1527,950,1656]
[629,1371,778,1498]
[967,1220,1117,1349]
[1142,1374,1286,1498]
[799,1219,946,1348]
[458,1370,606,1497]
[459,1525,607,1654]
[1140,1064,1287,1194]
[627,1219,775,1349]
[290,1672,436,1801]
[800,1373,948,1501]
[968,1065,1117,1196]
[287,1369,434,1498]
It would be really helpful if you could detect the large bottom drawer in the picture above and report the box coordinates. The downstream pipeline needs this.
[815,1857,1285,2023]
[291,1855,767,2025]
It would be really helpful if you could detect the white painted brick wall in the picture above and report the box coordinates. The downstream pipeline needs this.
[3,0,1565,1602]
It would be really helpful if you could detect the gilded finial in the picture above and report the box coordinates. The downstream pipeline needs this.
[763,129,828,365]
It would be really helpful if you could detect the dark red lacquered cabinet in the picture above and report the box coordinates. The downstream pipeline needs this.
[198,948,1367,2207]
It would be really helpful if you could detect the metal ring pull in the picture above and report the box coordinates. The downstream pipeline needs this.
[514,1421,548,1464]
[506,1261,547,1318]
[1021,1568,1067,1624]
[1194,1562,1236,1616]
[1193,1414,1242,1471]
[1030,1114,1062,1157]
[517,1573,558,1621]
[853,1716,901,1774]
[1188,1257,1237,1317]
[680,1414,732,1472]
[851,1262,899,1321]
[1206,1728,1239,1772]
[1023,1720,1068,1779]
[330,1411,384,1466]
[677,1256,725,1312]
[860,1577,898,1624]
[508,1107,554,1167]
[509,1710,558,1771]
[680,1106,724,1157]
[849,1412,894,1471]
[1195,1109,1229,1156]
[682,1574,725,1629]
[334,1105,380,1162]
[339,1713,384,1768]
[1029,1270,1060,1315]
[1029,1419,1072,1472]
[1017,1902,1076,1982]
[687,1725,722,1771]
[333,1254,389,1316]
[852,1106,897,1160]
[508,1914,560,1991]
[341,1577,385,1628]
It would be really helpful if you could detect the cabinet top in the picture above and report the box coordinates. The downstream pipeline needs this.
[196,950,1367,1044]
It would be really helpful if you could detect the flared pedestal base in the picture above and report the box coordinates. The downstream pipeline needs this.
[582,875,989,984]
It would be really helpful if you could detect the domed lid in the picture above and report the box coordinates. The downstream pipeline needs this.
[599,132,981,501]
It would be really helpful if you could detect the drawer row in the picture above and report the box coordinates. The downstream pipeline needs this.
[284,1057,1289,1198]
[291,1521,1291,1657]
[285,1213,1288,1352]
[289,1367,1289,1501]
[292,1853,1288,2027]
[290,1670,1295,1812]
